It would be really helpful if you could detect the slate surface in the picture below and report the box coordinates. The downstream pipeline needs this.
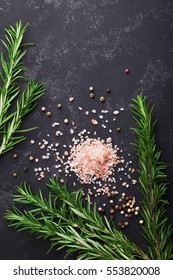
[0,0,173,260]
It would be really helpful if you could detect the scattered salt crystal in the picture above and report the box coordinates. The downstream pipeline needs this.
[113,110,119,115]
[69,97,74,102]
[30,140,35,144]
[85,111,89,115]
[120,108,125,111]
[91,119,98,125]
[40,144,45,149]
[92,109,96,113]
[43,140,48,145]
[132,180,137,185]
[79,107,82,110]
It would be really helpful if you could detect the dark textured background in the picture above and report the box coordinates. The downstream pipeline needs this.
[0,0,173,260]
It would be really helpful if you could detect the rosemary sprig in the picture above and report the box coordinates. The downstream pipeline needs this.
[5,178,149,260]
[5,95,173,259]
[0,21,45,155]
[131,94,173,259]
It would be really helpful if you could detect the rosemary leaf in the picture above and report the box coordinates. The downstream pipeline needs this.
[131,94,173,260]
[0,21,45,155]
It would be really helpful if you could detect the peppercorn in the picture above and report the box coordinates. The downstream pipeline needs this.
[120,210,125,215]
[116,127,121,132]
[24,166,28,172]
[124,221,129,226]
[29,156,34,161]
[100,96,105,102]
[128,214,132,219]
[90,93,95,98]
[125,196,129,201]
[41,107,46,112]
[121,225,125,229]
[107,192,111,198]
[57,103,62,109]
[131,208,135,212]
[117,222,122,227]
[106,88,111,93]
[126,203,130,207]
[110,199,114,204]
[119,206,122,211]
[122,193,126,197]
[135,206,139,211]
[98,207,103,212]
[12,172,18,177]
[46,111,52,117]
[134,211,139,216]
[89,86,94,92]
[127,208,131,213]
[139,220,144,224]
[122,204,126,208]
[115,205,119,210]
[13,153,18,159]
[110,209,115,214]
[64,119,69,124]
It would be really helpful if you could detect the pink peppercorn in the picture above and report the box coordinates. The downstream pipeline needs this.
[125,68,129,74]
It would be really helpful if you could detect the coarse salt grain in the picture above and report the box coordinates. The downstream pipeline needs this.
[69,97,74,102]
[68,138,120,184]
[113,110,119,115]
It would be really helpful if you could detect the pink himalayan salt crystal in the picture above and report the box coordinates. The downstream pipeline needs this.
[68,138,120,184]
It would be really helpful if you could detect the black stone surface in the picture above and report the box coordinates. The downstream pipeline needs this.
[0,0,173,260]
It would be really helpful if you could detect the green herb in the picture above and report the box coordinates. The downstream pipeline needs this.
[131,94,173,259]
[0,21,45,155]
[5,95,173,259]
[5,178,148,260]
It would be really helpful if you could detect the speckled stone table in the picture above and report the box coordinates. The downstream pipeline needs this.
[0,0,173,260]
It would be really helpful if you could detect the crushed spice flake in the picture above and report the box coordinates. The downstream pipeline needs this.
[68,138,121,184]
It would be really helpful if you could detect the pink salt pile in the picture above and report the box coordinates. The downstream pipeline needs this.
[68,138,120,184]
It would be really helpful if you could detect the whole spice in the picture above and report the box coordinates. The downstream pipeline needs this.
[29,156,34,161]
[89,86,94,92]
[12,172,18,177]
[57,103,62,109]
[100,96,105,102]
[41,107,46,112]
[90,93,95,98]
[46,111,52,117]
[13,154,18,159]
